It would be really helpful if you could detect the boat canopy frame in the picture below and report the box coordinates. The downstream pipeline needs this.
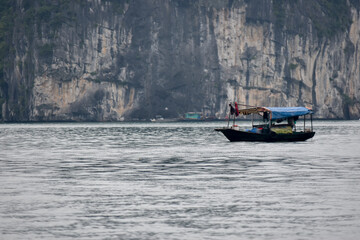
[228,105,314,132]
[237,106,313,120]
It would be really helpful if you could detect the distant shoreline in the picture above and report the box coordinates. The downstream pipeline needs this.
[0,118,358,124]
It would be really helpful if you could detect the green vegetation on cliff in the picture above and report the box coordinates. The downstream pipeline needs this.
[270,0,352,38]
[311,0,352,38]
[0,0,14,120]
[22,0,77,39]
[2,0,79,121]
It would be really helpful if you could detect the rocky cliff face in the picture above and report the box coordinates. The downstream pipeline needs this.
[1,0,359,121]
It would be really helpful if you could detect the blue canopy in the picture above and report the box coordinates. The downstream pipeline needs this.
[267,107,312,120]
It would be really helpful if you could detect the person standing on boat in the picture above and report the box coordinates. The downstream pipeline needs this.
[288,117,298,130]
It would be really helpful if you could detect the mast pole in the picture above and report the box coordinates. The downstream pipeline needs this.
[233,109,236,127]
[252,113,254,128]
[227,103,231,128]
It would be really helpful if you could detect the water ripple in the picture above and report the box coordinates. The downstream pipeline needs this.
[1,121,360,239]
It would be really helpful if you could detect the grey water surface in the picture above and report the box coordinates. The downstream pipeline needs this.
[1,121,360,240]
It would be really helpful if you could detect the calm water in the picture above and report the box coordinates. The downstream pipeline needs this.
[0,120,360,240]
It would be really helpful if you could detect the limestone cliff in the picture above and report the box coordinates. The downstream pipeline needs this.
[1,0,359,121]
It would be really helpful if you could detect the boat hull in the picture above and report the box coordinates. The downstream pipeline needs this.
[215,128,315,142]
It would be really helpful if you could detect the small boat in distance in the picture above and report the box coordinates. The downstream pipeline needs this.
[215,105,315,142]
[184,112,203,121]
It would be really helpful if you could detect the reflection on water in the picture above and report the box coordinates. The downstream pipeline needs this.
[1,121,360,239]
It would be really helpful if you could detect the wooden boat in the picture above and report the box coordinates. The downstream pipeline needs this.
[215,105,315,142]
